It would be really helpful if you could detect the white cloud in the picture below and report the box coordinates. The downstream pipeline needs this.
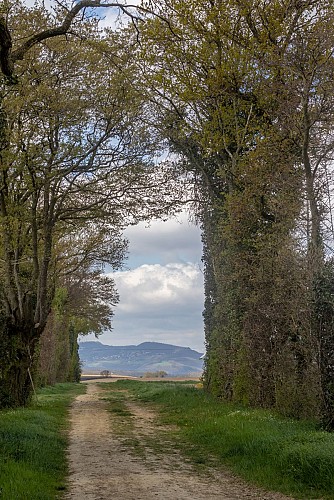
[113,262,203,312]
[81,211,205,351]
[82,261,205,352]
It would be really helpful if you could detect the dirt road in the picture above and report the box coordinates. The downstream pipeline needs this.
[64,381,292,500]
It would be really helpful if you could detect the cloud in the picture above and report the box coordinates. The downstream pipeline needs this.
[81,211,205,351]
[123,213,203,267]
[82,262,205,352]
[113,262,203,312]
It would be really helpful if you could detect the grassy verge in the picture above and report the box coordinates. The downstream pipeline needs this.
[0,383,85,499]
[104,380,334,500]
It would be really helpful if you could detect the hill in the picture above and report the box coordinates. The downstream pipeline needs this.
[79,341,204,376]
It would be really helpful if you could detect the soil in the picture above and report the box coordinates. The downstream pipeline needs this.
[64,380,292,500]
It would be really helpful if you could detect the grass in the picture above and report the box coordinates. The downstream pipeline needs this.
[100,390,134,424]
[103,379,334,499]
[4,380,332,499]
[99,386,147,457]
[0,383,85,499]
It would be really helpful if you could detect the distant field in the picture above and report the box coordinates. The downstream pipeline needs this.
[80,373,139,381]
[80,372,201,382]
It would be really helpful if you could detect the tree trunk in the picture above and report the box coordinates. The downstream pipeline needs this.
[0,320,38,408]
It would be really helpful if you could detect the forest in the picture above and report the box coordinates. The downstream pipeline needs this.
[0,0,334,430]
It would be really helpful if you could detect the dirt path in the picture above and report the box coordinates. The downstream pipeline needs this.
[64,382,292,500]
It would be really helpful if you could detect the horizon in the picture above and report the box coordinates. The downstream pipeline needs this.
[79,338,205,354]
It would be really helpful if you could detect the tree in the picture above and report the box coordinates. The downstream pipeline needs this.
[0,1,183,407]
[239,0,334,424]
[125,0,334,420]
[38,225,124,386]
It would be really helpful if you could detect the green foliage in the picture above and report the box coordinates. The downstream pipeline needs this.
[143,370,168,378]
[0,383,85,498]
[0,0,183,408]
[133,0,334,422]
[313,261,334,428]
[52,288,68,317]
[38,315,82,387]
[112,380,334,498]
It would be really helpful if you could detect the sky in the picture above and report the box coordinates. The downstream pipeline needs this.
[82,213,206,353]
[96,4,206,352]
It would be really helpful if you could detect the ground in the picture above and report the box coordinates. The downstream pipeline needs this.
[64,379,292,500]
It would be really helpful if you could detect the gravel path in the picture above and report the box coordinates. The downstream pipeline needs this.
[64,381,292,500]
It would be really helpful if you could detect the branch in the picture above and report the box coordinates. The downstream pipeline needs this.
[12,2,131,61]
[1,1,179,80]
[1,2,142,79]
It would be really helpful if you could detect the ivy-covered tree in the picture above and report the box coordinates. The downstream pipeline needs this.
[125,0,334,421]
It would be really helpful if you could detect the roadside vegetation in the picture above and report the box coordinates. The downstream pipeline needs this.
[101,380,334,500]
[0,383,84,499]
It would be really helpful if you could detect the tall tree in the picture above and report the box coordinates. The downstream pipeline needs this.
[127,0,334,419]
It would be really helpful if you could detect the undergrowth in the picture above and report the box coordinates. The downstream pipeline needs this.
[0,383,85,499]
[104,380,334,499]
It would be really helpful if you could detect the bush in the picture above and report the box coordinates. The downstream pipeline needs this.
[143,371,168,378]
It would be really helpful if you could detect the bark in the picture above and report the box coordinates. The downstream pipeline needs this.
[0,320,39,407]
[0,17,13,78]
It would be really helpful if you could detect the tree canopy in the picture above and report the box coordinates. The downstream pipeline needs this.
[0,0,184,407]
[120,0,334,426]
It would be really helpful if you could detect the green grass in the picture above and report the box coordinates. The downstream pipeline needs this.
[0,383,85,499]
[105,380,334,499]
[100,391,133,417]
[99,386,147,457]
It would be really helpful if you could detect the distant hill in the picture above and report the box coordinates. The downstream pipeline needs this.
[79,341,204,376]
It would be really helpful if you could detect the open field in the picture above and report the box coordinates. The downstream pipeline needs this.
[80,372,202,382]
[80,373,139,381]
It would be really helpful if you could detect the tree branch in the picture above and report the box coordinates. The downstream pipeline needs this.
[1,2,141,79]
[1,1,178,80]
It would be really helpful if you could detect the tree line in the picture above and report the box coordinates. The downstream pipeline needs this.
[1,0,334,428]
